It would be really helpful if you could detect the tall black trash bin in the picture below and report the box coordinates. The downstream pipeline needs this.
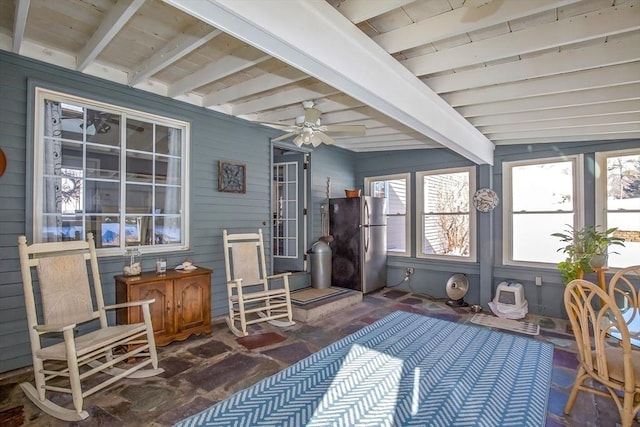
[307,240,332,289]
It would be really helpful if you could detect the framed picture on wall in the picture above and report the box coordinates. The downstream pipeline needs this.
[218,161,246,193]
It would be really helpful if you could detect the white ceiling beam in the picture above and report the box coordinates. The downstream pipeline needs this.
[130,23,223,86]
[470,100,640,126]
[168,48,271,98]
[479,112,640,134]
[203,67,308,106]
[77,0,145,72]
[458,83,640,117]
[232,83,340,115]
[163,0,494,164]
[495,133,640,145]
[425,34,640,94]
[374,0,580,54]
[488,123,639,141]
[403,1,640,77]
[444,62,640,107]
[334,0,417,24]
[12,0,30,53]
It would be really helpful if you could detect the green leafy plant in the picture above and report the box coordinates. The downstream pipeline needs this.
[551,225,625,284]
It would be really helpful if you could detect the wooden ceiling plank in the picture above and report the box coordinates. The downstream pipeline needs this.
[374,0,580,54]
[253,94,364,122]
[494,132,640,145]
[165,0,494,164]
[77,0,145,72]
[130,23,223,86]
[341,140,440,151]
[168,51,271,98]
[425,34,640,93]
[444,62,640,107]
[488,123,640,141]
[403,1,640,77]
[470,100,640,126]
[203,68,309,106]
[12,0,30,53]
[458,83,640,117]
[335,0,417,24]
[232,83,340,115]
[479,112,640,134]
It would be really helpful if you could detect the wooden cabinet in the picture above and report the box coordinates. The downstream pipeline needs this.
[115,268,212,346]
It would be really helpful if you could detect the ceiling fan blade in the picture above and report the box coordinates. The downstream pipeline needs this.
[319,124,366,136]
[304,107,322,125]
[270,132,298,143]
[317,132,335,145]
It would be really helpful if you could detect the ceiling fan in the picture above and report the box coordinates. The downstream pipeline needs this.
[265,101,365,147]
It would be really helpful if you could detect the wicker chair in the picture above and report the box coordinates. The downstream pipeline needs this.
[564,278,640,427]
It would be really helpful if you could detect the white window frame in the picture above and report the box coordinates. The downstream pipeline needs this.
[364,173,410,257]
[595,148,640,269]
[416,166,476,262]
[33,87,190,256]
[502,155,583,267]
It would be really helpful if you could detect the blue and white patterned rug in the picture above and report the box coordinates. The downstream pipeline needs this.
[175,311,554,427]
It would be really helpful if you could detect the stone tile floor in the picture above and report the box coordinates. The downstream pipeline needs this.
[0,288,633,426]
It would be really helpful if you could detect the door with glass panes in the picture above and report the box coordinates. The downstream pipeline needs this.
[273,151,306,273]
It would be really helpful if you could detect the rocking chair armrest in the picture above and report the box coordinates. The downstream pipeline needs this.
[267,272,292,280]
[34,323,76,333]
[104,299,156,311]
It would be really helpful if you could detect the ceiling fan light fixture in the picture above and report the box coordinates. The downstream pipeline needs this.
[293,134,304,147]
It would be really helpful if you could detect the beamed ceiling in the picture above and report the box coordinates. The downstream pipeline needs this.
[1,0,639,165]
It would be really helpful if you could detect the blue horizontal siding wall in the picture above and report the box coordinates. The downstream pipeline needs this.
[0,51,355,373]
[353,141,640,318]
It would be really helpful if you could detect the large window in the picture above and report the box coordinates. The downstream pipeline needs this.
[595,149,640,268]
[365,173,409,256]
[33,88,189,254]
[503,156,582,266]
[417,167,475,261]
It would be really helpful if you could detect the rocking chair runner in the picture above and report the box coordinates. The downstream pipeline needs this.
[17,233,163,421]
[223,229,295,337]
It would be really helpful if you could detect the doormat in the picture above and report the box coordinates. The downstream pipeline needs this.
[470,313,540,336]
[291,287,351,306]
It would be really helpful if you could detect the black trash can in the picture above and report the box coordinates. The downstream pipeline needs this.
[307,240,332,289]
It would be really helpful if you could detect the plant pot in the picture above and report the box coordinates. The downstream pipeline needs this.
[589,253,608,268]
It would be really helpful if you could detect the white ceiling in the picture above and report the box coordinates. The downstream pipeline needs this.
[1,0,639,164]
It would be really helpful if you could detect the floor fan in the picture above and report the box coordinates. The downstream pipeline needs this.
[445,273,469,308]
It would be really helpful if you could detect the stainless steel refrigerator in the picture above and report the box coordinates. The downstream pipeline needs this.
[329,196,387,293]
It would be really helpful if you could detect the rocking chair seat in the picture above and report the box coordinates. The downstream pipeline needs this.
[36,322,149,360]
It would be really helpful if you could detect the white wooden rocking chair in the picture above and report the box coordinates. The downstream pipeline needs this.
[17,233,163,421]
[223,229,295,337]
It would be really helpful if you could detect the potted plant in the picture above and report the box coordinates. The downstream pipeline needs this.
[551,225,625,284]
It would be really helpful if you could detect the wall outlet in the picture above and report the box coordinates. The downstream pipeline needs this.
[406,267,414,275]
[535,276,542,286]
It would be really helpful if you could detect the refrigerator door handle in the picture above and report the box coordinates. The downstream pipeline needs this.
[363,198,370,226]
[364,224,370,253]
